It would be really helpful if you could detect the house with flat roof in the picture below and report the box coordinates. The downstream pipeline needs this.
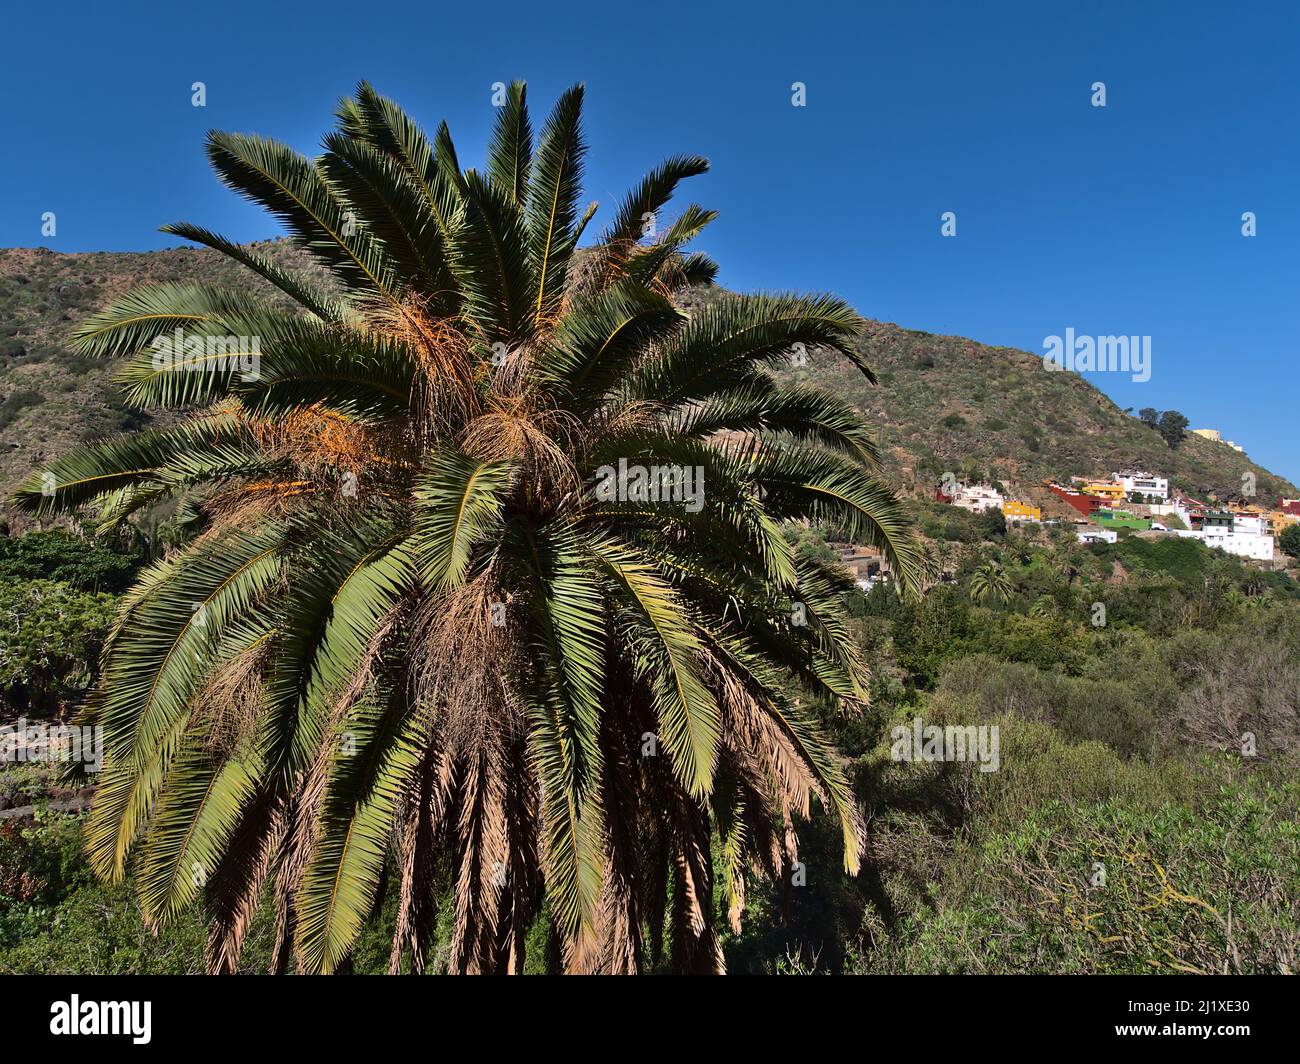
[1002,500,1041,524]
[1077,526,1118,545]
[1113,470,1169,500]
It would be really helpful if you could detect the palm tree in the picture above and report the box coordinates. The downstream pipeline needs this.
[968,562,1013,606]
[14,82,919,974]
[1028,594,1056,619]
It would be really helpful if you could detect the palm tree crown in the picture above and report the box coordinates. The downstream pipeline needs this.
[969,562,1013,606]
[15,81,920,973]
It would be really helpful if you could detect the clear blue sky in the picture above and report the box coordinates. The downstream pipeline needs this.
[3,0,1297,481]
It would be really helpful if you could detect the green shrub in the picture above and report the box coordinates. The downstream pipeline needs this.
[0,579,116,714]
[0,529,139,592]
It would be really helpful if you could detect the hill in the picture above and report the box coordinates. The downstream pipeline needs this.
[2,243,1294,525]
[845,323,1294,506]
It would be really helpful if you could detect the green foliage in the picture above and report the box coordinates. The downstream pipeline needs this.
[860,766,1298,974]
[0,389,44,432]
[0,579,116,714]
[1280,522,1300,560]
[0,811,94,949]
[1157,409,1189,449]
[0,529,138,592]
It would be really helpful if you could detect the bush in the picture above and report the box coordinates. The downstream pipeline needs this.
[1281,523,1300,561]
[857,767,1298,974]
[0,529,139,592]
[0,579,116,714]
[0,811,93,949]
[0,389,43,432]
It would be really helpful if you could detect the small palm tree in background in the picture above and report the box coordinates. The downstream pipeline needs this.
[969,562,1013,606]
[1028,594,1056,619]
[15,82,919,973]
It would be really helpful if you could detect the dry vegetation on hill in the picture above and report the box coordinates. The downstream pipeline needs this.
[2,243,1294,529]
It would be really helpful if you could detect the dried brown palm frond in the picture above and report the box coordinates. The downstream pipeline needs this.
[270,751,331,974]
[206,788,289,975]
[365,296,479,434]
[669,799,725,975]
[194,480,316,546]
[244,404,401,479]
[446,727,512,973]
[708,659,823,821]
[389,730,446,975]
[407,568,512,713]
[592,707,649,974]
[196,631,273,758]
[459,399,581,506]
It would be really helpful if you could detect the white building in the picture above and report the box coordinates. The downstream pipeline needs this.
[1077,527,1118,545]
[950,484,1004,513]
[1231,513,1267,536]
[1149,496,1204,529]
[1113,470,1169,500]
[1173,526,1274,562]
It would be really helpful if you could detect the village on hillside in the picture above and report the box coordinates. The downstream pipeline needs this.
[937,470,1300,564]
[825,468,1300,592]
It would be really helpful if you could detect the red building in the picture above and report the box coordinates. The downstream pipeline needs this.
[1047,483,1102,516]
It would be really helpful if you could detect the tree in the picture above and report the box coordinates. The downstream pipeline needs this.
[1280,523,1300,561]
[981,507,1007,540]
[969,562,1013,606]
[0,530,138,593]
[13,82,920,975]
[1138,407,1159,428]
[0,579,116,714]
[1157,410,1189,449]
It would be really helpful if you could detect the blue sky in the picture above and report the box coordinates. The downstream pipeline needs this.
[2,0,1297,481]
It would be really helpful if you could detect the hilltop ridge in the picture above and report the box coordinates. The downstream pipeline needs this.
[1,243,1293,525]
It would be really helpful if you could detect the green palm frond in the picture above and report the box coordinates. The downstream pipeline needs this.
[455,169,536,345]
[627,292,870,405]
[537,281,682,405]
[11,414,249,516]
[591,535,719,797]
[320,133,457,310]
[137,744,262,927]
[411,452,511,588]
[603,155,710,250]
[752,445,923,597]
[70,283,257,359]
[526,84,587,323]
[205,132,405,307]
[159,223,350,322]
[340,83,466,238]
[670,375,881,467]
[487,81,533,204]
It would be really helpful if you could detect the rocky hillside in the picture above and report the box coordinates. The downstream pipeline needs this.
[1,243,1294,525]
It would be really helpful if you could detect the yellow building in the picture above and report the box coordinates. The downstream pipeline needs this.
[1082,481,1125,502]
[1269,510,1300,537]
[1003,500,1042,523]
[1192,428,1243,451]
